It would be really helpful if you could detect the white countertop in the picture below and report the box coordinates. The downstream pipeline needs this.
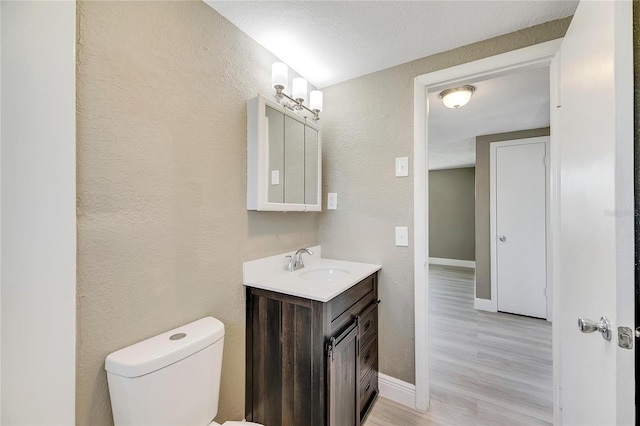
[242,246,381,302]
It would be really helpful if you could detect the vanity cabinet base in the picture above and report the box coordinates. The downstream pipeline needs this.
[245,273,379,426]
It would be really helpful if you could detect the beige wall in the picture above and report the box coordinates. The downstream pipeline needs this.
[474,128,550,300]
[76,2,318,425]
[319,19,570,384]
[429,168,476,261]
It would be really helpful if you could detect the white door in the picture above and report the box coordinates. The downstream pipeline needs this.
[556,0,634,424]
[493,139,547,319]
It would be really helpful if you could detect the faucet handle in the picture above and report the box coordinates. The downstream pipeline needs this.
[285,255,294,272]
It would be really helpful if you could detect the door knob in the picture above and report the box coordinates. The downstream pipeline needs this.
[499,235,506,242]
[578,316,612,341]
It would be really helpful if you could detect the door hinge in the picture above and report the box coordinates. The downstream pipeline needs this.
[543,156,548,167]
[556,386,563,410]
[326,339,335,362]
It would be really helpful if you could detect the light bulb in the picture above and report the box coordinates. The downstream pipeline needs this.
[271,62,288,89]
[292,78,307,102]
[310,90,323,112]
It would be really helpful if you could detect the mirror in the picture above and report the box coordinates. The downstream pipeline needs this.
[247,95,322,211]
[266,106,284,203]
[304,126,319,204]
[284,115,305,204]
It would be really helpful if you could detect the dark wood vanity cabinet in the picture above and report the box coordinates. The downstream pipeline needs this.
[245,272,379,426]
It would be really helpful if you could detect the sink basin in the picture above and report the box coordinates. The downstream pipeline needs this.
[300,268,350,282]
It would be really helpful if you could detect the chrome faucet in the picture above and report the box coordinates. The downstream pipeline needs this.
[286,248,314,271]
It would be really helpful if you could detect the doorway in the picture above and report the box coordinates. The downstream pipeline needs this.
[413,39,562,418]
[425,65,553,422]
[415,2,635,423]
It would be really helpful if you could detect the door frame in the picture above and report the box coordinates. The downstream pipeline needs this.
[489,137,550,318]
[413,39,562,412]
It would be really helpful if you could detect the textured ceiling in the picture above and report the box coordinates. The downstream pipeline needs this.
[428,66,550,170]
[206,0,577,88]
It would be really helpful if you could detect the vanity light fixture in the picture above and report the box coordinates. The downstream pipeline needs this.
[271,62,323,121]
[439,85,476,109]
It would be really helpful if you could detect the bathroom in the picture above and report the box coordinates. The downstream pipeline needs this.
[2,1,637,425]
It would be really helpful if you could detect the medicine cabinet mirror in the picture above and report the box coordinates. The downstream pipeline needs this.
[247,94,321,211]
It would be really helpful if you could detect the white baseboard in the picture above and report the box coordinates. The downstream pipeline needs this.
[474,297,496,312]
[428,257,475,268]
[378,373,416,409]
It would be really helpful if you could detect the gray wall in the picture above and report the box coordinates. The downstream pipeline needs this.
[319,19,570,384]
[429,168,476,261]
[76,3,318,425]
[474,128,550,300]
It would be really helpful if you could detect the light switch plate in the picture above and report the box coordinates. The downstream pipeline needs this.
[395,226,409,246]
[271,170,280,185]
[395,157,409,177]
[327,193,337,210]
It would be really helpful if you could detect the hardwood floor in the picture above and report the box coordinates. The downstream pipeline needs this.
[365,265,552,425]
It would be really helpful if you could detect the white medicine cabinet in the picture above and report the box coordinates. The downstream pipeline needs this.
[247,94,322,211]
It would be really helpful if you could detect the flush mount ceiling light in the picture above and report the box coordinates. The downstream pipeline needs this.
[272,62,323,121]
[439,85,476,109]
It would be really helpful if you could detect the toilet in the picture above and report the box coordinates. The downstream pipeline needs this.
[105,317,263,426]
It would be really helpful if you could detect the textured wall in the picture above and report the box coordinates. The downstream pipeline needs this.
[76,2,318,425]
[429,168,476,261]
[474,128,550,300]
[319,18,570,384]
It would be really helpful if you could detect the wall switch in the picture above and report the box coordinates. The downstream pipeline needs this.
[327,193,338,210]
[395,226,409,246]
[395,157,409,177]
[271,170,280,185]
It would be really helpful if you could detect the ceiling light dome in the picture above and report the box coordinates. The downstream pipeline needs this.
[439,85,476,109]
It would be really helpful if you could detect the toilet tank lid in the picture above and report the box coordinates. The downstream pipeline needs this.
[105,317,225,378]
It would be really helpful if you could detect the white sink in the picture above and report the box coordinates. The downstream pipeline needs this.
[300,268,350,282]
[243,247,381,301]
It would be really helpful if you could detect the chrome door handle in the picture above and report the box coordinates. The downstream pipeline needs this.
[578,316,612,341]
[499,235,506,242]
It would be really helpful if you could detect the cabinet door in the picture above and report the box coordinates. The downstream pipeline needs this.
[284,115,305,204]
[265,106,284,204]
[304,126,319,205]
[327,321,360,426]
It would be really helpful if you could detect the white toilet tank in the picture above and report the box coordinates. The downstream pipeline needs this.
[105,317,225,426]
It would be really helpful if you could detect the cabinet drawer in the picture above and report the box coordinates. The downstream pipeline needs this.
[359,368,378,416]
[328,274,376,335]
[359,335,377,380]
[329,274,375,323]
[358,302,378,347]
